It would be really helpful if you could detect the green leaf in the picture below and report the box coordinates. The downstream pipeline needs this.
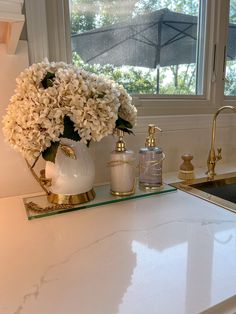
[96,92,106,98]
[62,116,81,142]
[116,116,133,130]
[41,72,55,89]
[42,116,82,162]
[115,116,134,135]
[86,140,91,148]
[42,141,60,163]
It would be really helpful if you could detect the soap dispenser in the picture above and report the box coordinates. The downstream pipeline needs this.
[109,129,136,196]
[139,124,165,190]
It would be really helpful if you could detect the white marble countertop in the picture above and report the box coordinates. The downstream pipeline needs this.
[1,164,236,314]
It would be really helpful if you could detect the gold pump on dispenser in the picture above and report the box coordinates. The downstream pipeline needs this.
[115,129,126,152]
[145,124,162,147]
[139,124,165,190]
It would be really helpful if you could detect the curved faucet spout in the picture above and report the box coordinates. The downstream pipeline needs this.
[206,105,236,180]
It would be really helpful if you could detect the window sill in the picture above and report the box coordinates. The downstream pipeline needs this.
[134,112,236,133]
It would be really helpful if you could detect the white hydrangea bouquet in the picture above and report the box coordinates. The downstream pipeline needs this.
[2,60,137,205]
[2,60,137,163]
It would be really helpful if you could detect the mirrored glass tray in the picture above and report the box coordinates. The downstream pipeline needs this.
[23,183,176,220]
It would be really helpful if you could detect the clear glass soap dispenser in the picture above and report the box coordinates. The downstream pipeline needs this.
[109,129,136,196]
[139,124,165,190]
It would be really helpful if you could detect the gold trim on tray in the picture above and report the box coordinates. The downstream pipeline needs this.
[47,189,96,205]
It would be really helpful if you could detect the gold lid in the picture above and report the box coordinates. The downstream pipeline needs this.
[115,129,126,152]
[145,124,162,147]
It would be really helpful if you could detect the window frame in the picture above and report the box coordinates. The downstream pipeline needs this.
[24,0,236,116]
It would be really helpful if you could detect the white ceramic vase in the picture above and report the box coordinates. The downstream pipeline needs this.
[45,138,95,204]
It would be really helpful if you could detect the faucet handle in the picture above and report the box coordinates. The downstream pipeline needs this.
[217,147,222,160]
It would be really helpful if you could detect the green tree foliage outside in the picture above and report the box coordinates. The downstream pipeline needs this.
[70,0,236,96]
[73,52,196,95]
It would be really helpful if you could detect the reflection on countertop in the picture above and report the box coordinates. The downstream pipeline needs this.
[1,165,236,314]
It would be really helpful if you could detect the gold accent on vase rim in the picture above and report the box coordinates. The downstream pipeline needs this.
[47,189,96,205]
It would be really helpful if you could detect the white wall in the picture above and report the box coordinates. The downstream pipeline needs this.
[91,114,236,185]
[0,41,33,197]
[0,43,236,198]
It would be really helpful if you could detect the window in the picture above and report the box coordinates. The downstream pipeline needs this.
[25,0,236,115]
[69,0,205,96]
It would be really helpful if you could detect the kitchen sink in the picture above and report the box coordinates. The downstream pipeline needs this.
[171,172,236,213]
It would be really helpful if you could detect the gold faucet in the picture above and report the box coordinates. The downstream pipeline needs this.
[206,105,236,180]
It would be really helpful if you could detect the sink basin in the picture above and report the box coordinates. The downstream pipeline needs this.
[171,172,236,213]
[191,176,236,203]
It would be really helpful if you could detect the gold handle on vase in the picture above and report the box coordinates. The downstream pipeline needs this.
[25,157,50,195]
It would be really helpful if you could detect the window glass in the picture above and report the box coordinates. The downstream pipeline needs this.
[69,0,204,96]
[225,0,236,96]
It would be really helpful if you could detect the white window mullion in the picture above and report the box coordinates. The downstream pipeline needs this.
[45,0,72,63]
[196,0,207,95]
[25,0,49,63]
[212,0,230,108]
[25,0,71,64]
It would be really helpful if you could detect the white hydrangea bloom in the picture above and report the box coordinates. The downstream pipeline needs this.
[2,60,137,161]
